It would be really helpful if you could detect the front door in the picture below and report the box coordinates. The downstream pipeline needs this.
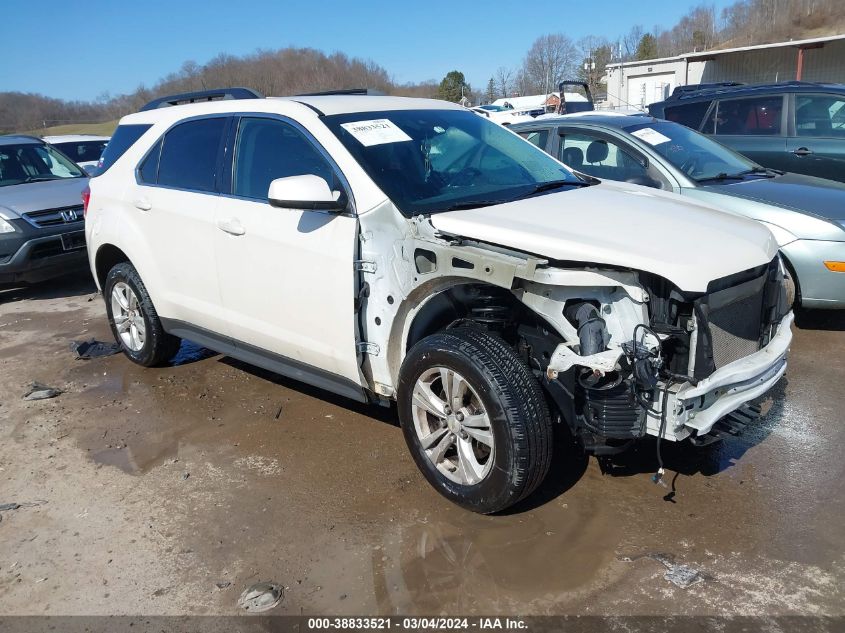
[785,93,845,182]
[213,115,362,386]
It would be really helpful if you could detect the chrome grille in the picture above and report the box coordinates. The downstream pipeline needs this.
[708,284,765,369]
[22,205,84,228]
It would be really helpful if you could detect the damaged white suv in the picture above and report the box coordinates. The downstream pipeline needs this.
[86,88,793,513]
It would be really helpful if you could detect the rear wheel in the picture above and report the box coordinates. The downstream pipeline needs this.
[104,262,181,367]
[397,327,553,514]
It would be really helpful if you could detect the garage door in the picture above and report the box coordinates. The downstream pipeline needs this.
[627,73,674,109]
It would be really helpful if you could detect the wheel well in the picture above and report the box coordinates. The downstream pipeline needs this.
[780,252,801,307]
[404,282,558,352]
[95,244,130,289]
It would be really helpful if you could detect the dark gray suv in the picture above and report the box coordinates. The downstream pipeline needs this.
[649,81,845,183]
[0,135,90,286]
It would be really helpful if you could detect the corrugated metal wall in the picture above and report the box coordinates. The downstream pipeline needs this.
[699,40,845,84]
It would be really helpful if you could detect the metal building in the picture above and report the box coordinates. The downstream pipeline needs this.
[604,34,845,110]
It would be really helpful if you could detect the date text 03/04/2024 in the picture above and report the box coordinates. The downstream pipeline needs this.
[306,617,528,630]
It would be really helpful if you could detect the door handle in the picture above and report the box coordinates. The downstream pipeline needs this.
[792,147,813,157]
[216,218,245,236]
[134,198,152,211]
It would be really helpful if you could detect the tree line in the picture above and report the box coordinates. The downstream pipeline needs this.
[0,48,437,134]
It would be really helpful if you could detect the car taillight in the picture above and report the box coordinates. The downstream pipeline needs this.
[81,185,91,218]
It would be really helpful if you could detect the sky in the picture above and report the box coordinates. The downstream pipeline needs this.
[5,0,737,102]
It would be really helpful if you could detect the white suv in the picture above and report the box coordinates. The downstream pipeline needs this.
[85,88,793,513]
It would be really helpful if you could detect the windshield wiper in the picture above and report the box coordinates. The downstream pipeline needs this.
[511,179,591,201]
[737,166,782,177]
[441,200,513,212]
[23,176,62,183]
[695,172,747,183]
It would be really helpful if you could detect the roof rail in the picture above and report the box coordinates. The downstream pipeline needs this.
[139,87,264,112]
[294,88,386,97]
[669,82,744,98]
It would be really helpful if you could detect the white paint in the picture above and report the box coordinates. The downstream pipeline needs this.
[430,180,778,293]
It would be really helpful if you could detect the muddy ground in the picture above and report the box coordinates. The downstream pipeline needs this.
[0,273,842,616]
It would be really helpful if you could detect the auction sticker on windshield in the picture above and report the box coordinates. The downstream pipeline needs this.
[631,127,671,146]
[340,119,412,146]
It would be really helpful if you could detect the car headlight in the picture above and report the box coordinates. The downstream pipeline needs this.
[0,218,16,234]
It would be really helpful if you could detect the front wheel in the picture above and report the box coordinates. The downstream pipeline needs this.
[104,262,181,367]
[397,327,553,513]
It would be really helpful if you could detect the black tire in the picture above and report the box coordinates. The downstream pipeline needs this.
[397,327,553,514]
[104,262,181,367]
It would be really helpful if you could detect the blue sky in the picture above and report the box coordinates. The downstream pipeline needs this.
[7,0,735,101]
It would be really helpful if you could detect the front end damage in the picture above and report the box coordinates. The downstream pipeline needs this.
[358,209,792,454]
[538,257,793,448]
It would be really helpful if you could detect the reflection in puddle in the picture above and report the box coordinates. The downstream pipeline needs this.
[170,340,217,366]
[369,500,622,613]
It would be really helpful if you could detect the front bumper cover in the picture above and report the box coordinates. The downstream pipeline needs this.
[650,311,793,441]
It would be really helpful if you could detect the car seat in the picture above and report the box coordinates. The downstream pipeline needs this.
[586,140,609,164]
[560,146,584,170]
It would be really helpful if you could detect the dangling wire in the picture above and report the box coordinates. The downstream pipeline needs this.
[653,377,675,485]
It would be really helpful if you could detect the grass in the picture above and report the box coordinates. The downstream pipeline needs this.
[24,120,119,137]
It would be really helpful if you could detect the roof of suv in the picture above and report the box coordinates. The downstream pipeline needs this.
[121,94,463,126]
[0,135,44,147]
[661,80,845,104]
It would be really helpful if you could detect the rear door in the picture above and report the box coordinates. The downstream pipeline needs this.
[213,115,362,386]
[709,94,789,170]
[131,116,231,335]
[784,92,845,181]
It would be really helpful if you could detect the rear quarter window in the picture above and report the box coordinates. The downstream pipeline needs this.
[96,124,152,174]
[663,101,711,130]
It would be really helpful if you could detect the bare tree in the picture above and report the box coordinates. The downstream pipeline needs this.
[622,25,644,60]
[495,66,514,98]
[577,35,611,95]
[521,34,577,96]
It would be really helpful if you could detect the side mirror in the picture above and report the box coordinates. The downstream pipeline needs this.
[268,175,345,211]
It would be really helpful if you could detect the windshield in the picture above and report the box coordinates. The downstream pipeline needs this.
[622,119,758,182]
[324,109,583,216]
[0,143,85,187]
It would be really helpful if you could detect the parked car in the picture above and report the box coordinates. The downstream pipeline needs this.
[470,105,535,126]
[43,135,110,173]
[648,81,845,182]
[511,113,845,309]
[0,135,90,287]
[86,88,791,513]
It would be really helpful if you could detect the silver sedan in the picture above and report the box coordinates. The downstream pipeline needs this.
[512,113,845,309]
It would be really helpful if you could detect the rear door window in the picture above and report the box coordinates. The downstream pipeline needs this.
[794,94,845,138]
[96,124,151,174]
[663,101,711,130]
[714,96,784,135]
[157,117,228,193]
